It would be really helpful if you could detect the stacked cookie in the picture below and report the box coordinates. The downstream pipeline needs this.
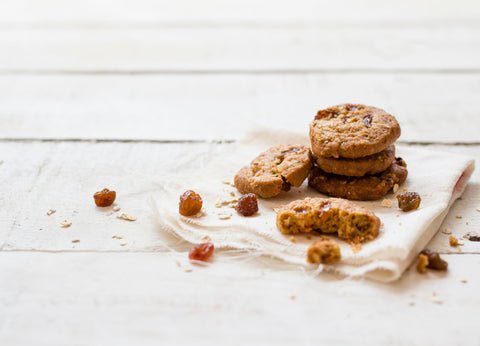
[308,104,408,200]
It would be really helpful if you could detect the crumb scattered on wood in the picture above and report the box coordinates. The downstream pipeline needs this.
[119,242,127,246]
[441,228,452,235]
[60,220,72,228]
[112,235,123,240]
[46,209,56,216]
[71,239,80,243]
[117,213,137,221]
[184,268,193,273]
[381,199,392,208]
[449,235,460,247]
[201,235,211,241]
[215,198,239,209]
[455,215,462,219]
[461,279,468,284]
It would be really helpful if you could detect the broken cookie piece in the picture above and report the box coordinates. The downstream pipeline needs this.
[234,144,312,198]
[276,197,380,244]
[307,236,341,264]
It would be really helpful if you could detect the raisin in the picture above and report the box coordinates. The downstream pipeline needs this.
[179,190,203,216]
[93,188,116,207]
[236,193,259,216]
[397,192,421,212]
[188,242,214,262]
[420,249,448,271]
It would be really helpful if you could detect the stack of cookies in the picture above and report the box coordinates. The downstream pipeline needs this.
[308,104,408,201]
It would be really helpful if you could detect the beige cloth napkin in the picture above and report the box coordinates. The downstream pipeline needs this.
[153,130,474,282]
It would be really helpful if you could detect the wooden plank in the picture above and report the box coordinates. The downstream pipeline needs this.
[1,74,480,143]
[2,0,480,24]
[0,142,478,253]
[1,25,480,71]
[0,251,478,345]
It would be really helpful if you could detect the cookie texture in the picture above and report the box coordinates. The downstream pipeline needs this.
[234,144,312,198]
[308,158,408,201]
[276,197,380,244]
[310,104,401,159]
[315,145,396,177]
[307,237,341,264]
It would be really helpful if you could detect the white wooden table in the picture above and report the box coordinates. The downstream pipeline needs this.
[1,1,480,345]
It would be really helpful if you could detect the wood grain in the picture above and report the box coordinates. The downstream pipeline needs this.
[1,74,479,143]
[1,251,479,345]
[3,0,480,24]
[1,25,479,72]
[1,142,478,254]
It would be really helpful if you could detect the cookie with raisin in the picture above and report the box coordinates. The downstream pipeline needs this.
[308,157,408,201]
[310,104,401,159]
[234,144,312,198]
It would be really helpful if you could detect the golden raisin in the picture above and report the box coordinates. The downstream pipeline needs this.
[179,190,203,216]
[416,254,429,274]
[236,193,258,216]
[420,249,448,271]
[188,242,214,262]
[397,192,421,212]
[93,188,116,207]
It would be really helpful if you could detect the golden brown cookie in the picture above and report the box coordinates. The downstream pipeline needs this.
[234,144,312,198]
[307,236,341,264]
[310,104,401,159]
[315,145,395,177]
[276,197,380,244]
[308,157,408,201]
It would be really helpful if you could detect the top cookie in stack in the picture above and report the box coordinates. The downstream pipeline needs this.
[308,104,408,201]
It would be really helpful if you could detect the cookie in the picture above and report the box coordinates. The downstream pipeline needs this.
[307,237,341,264]
[310,104,401,159]
[234,144,312,198]
[315,145,395,177]
[308,157,408,201]
[276,197,380,243]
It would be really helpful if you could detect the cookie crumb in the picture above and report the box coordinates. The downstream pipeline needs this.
[119,242,127,246]
[449,235,459,247]
[71,239,80,243]
[416,254,429,274]
[117,213,137,222]
[289,295,296,300]
[350,243,362,253]
[289,236,296,243]
[307,237,341,264]
[381,199,392,208]
[217,212,232,220]
[229,191,235,197]
[409,302,415,307]
[112,235,123,240]
[112,206,121,212]
[461,279,468,284]
[201,235,211,242]
[455,215,462,219]
[184,268,193,273]
[393,184,400,193]
[431,293,443,305]
[60,220,72,228]
[222,179,233,186]
[441,228,452,235]
[46,209,56,216]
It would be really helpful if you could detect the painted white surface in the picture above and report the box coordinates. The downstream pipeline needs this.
[1,1,480,344]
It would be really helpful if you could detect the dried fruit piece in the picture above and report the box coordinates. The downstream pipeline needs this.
[94,188,116,207]
[179,190,203,216]
[420,249,448,271]
[417,254,429,274]
[397,192,421,212]
[306,237,341,264]
[188,242,215,262]
[236,193,259,216]
[449,235,459,247]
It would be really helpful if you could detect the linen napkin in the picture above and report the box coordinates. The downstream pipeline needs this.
[153,129,474,282]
